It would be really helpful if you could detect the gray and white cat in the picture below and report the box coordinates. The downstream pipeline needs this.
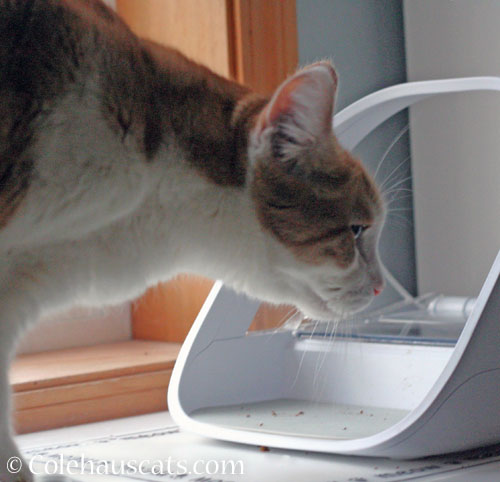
[0,1,384,480]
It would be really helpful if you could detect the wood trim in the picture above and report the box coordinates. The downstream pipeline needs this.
[229,0,298,94]
[116,0,298,92]
[116,0,232,77]
[132,277,214,343]
[249,303,298,331]
[14,370,170,410]
[14,375,170,434]
[11,340,180,391]
[11,341,180,433]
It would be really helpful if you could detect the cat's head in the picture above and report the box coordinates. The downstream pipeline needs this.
[247,62,385,321]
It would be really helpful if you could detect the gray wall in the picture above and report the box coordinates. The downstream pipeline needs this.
[297,0,417,295]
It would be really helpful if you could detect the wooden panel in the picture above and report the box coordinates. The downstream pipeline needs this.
[14,387,168,434]
[14,370,171,411]
[11,340,180,391]
[230,0,298,94]
[116,0,298,90]
[249,303,298,331]
[132,276,214,342]
[116,0,232,77]
[11,341,179,433]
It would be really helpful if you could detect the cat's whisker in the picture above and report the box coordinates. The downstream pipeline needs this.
[262,307,299,345]
[380,158,412,192]
[387,207,413,212]
[312,320,330,391]
[378,152,410,187]
[385,192,414,204]
[383,186,414,205]
[373,124,409,182]
[382,174,413,194]
[385,193,414,209]
[315,316,341,398]
[388,213,413,228]
[388,219,410,232]
[390,212,412,220]
[386,199,413,211]
[381,169,412,195]
[291,318,320,389]
[384,187,414,195]
[388,218,412,228]
[275,307,300,330]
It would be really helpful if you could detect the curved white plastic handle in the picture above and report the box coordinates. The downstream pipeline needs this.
[334,76,500,150]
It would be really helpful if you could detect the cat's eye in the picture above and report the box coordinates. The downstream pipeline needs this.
[351,224,368,240]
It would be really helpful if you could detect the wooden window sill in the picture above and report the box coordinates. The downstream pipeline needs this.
[10,340,181,434]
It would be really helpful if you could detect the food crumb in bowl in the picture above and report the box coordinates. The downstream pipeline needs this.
[295,411,305,417]
[271,410,277,416]
[259,423,264,427]
[245,414,251,418]
[359,410,364,414]
[260,446,270,452]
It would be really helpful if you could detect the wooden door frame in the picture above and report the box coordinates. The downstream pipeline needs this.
[228,0,298,94]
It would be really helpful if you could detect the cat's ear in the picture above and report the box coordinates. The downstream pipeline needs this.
[254,61,337,161]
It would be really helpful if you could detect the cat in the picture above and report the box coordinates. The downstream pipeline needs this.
[0,0,385,480]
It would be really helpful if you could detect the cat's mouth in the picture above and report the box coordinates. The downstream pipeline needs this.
[328,293,374,314]
[298,285,374,321]
[277,268,376,321]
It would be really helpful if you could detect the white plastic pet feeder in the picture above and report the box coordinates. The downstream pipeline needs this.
[168,77,500,459]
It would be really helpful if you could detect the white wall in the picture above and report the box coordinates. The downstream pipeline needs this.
[404,0,500,296]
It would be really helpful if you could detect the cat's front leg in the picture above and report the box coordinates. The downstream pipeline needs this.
[0,284,39,482]
[0,435,32,482]
[0,345,34,482]
[0,258,80,482]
